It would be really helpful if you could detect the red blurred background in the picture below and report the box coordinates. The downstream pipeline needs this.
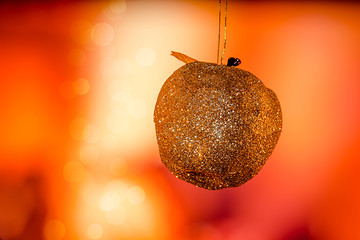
[0,0,360,239]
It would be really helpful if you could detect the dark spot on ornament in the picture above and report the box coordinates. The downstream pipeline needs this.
[154,61,282,190]
[227,57,241,67]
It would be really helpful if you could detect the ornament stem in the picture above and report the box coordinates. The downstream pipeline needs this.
[221,0,228,65]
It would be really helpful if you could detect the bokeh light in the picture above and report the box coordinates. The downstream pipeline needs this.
[91,23,114,46]
[73,78,90,96]
[126,186,146,205]
[105,206,127,225]
[43,220,66,240]
[63,161,85,183]
[136,47,156,67]
[87,224,103,239]
[100,133,118,151]
[1,0,360,240]
[106,112,130,134]
[69,117,89,141]
[109,158,128,176]
[108,0,126,15]
[127,98,148,119]
[82,182,104,207]
[79,145,100,165]
[99,192,117,212]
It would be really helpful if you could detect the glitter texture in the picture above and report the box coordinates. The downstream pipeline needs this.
[154,61,282,190]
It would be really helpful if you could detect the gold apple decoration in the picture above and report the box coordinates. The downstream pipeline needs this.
[154,52,282,190]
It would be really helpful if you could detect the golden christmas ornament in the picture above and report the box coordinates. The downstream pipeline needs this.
[154,52,282,190]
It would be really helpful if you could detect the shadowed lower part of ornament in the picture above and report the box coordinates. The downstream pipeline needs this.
[154,60,282,190]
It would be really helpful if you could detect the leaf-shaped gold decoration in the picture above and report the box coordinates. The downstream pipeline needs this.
[171,51,198,64]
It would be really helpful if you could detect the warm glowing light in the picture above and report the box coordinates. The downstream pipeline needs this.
[6,1,357,240]
[59,80,76,99]
[69,117,100,143]
[82,183,103,207]
[108,0,126,14]
[136,48,156,67]
[60,78,90,98]
[73,78,90,95]
[127,98,148,119]
[63,161,85,183]
[79,145,100,165]
[100,58,132,78]
[99,194,116,212]
[106,112,130,134]
[104,180,128,202]
[69,117,89,141]
[127,186,146,205]
[126,200,154,238]
[91,23,114,46]
[71,20,92,45]
[105,206,127,225]
[43,220,66,240]
[101,133,118,150]
[108,79,131,97]
[110,91,132,115]
[68,49,86,67]
[87,224,103,240]
[82,124,101,144]
[117,58,133,77]
[110,90,132,103]
[99,44,116,58]
[100,58,117,78]
[99,191,121,212]
[109,158,128,176]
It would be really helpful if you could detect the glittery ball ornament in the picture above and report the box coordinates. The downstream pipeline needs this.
[154,52,282,190]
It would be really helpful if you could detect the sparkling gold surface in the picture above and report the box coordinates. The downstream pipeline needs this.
[154,62,282,190]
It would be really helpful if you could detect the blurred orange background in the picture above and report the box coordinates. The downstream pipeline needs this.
[0,0,360,239]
